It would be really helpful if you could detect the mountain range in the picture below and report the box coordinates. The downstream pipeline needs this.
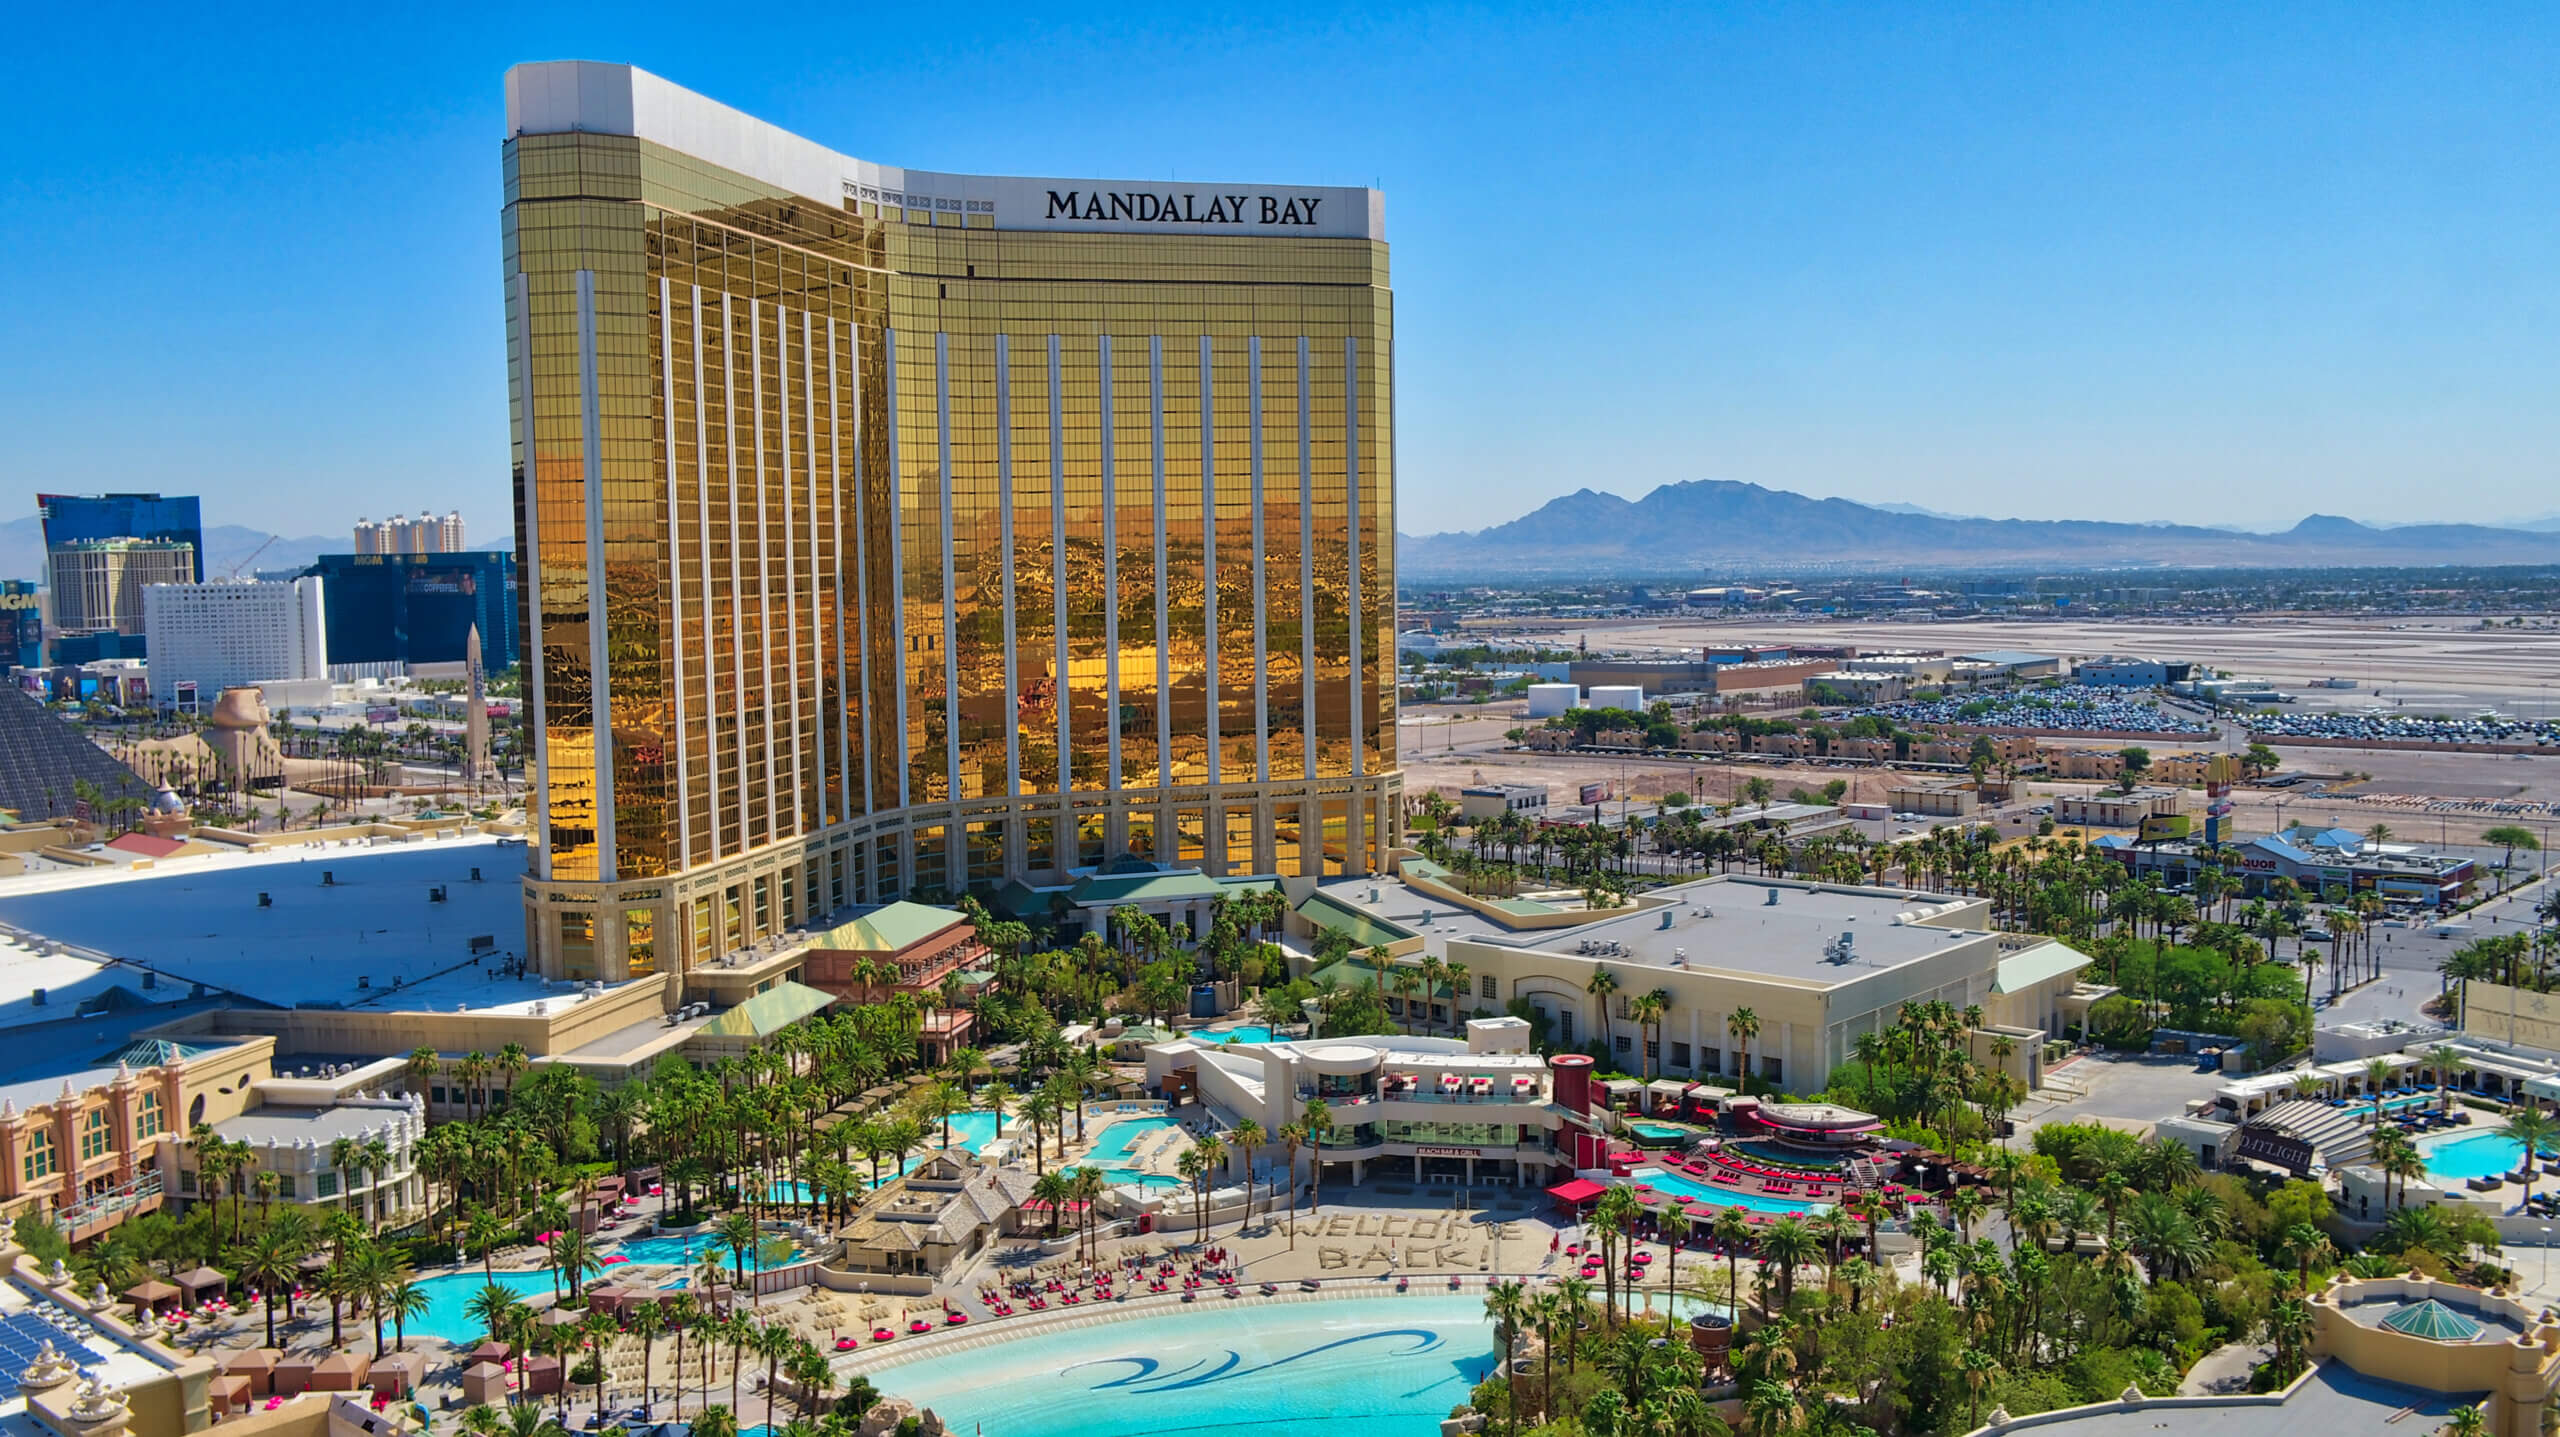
[1398,480,2560,578]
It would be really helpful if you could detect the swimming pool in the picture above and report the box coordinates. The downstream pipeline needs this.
[2424,1131,2545,1183]
[1188,1026,1275,1045]
[1626,1166,1829,1215]
[868,1293,1497,1437]
[612,1233,808,1271]
[408,1268,556,1344]
[1078,1116,1190,1189]
[1628,1121,1691,1142]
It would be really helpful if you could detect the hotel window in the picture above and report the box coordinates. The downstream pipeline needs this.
[136,1091,163,1141]
[1558,1012,1575,1045]
[178,1168,195,1194]
[1480,975,1496,1000]
[316,1172,338,1199]
[1615,1035,1632,1055]
[1671,1042,1691,1069]
[1704,1047,1721,1073]
[624,908,656,977]
[277,1175,296,1199]
[22,1129,54,1183]
[1762,1057,1783,1084]
[80,1110,110,1162]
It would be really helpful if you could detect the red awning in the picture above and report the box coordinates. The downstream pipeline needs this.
[1546,1179,1607,1205]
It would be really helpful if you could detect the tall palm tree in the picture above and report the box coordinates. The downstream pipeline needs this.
[1728,1008,1761,1090]
[1483,1280,1530,1436]
[230,1226,306,1347]
[628,1298,667,1416]
[1585,968,1620,1056]
[1277,1122,1307,1248]
[2503,1107,2560,1208]
[1301,1098,1334,1218]
[1229,1119,1265,1224]
[1711,1205,1752,1314]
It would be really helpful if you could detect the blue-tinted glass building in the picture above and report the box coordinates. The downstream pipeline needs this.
[304,551,518,673]
[37,493,205,584]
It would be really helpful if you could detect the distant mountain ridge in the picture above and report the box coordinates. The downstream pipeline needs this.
[1398,480,2559,577]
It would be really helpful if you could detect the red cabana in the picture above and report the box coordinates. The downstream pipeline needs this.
[1546,1178,1607,1208]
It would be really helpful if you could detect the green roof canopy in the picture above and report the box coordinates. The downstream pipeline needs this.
[1295,892,1415,949]
[2379,1299,2484,1343]
[1992,940,2093,996]
[807,901,968,953]
[1068,870,1227,905]
[700,981,838,1039]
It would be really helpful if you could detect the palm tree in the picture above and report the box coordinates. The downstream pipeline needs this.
[465,1283,524,1348]
[2503,1107,2560,1208]
[464,1204,512,1284]
[1727,1008,1761,1091]
[1229,1119,1265,1224]
[714,1211,763,1287]
[1959,1347,2001,1428]
[2429,1044,2469,1110]
[230,1226,306,1347]
[1277,1122,1307,1248]
[1755,1216,1819,1313]
[384,1276,429,1352]
[2365,1058,2400,1128]
[1484,1280,1530,1436]
[2445,1405,2488,1437]
[625,1298,667,1416]
[2281,1221,2332,1293]
[1585,967,1619,1056]
[1711,1205,1752,1314]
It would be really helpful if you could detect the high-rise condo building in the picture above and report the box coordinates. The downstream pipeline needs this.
[503,63,1397,980]
[354,512,468,555]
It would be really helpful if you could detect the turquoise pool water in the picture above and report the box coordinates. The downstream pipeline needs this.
[1629,1122,1690,1141]
[409,1268,555,1344]
[612,1233,807,1271]
[1074,1117,1188,1188]
[2425,1132,2544,1183]
[1189,1026,1275,1045]
[1626,1166,1829,1214]
[869,1293,1497,1437]
[944,1108,1004,1151]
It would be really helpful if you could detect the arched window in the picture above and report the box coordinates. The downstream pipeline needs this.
[188,1094,205,1128]
[79,1110,110,1162]
[136,1091,163,1142]
[22,1129,55,1184]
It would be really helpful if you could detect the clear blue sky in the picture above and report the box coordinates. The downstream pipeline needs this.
[6,3,2554,541]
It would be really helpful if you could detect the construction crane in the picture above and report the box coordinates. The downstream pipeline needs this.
[223,535,275,580]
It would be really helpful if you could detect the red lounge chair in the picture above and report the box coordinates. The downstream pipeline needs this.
[873,1328,895,1342]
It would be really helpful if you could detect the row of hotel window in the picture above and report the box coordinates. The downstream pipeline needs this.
[174,1169,352,1200]
[1610,1034,1784,1085]
[18,1094,165,1184]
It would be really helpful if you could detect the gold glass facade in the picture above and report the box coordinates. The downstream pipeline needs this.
[504,65,1397,977]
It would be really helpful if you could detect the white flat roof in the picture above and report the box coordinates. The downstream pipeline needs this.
[506,62,1383,240]
[0,835,560,1013]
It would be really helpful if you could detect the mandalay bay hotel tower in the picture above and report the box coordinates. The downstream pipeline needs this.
[504,64,1396,979]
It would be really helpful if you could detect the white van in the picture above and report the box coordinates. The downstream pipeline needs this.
[2431,921,2475,939]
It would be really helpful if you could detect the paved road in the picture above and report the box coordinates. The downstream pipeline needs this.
[2012,1050,2235,1137]
[2316,875,2554,1030]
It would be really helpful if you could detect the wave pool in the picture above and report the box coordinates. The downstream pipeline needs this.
[868,1292,1497,1437]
